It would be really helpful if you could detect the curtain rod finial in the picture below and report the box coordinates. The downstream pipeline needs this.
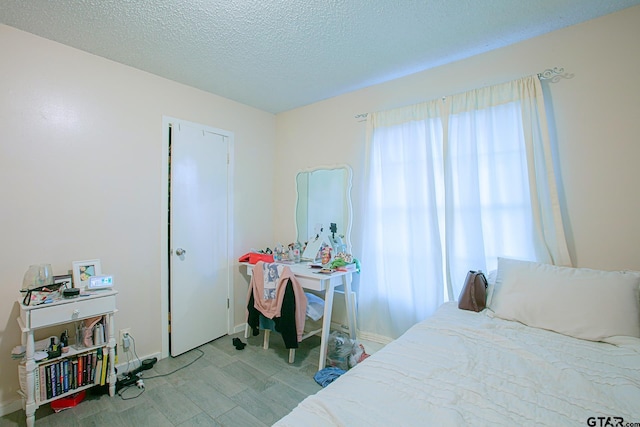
[538,67,573,82]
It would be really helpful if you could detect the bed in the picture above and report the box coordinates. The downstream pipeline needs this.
[274,258,640,426]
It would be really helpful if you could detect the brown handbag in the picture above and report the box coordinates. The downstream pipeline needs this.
[458,270,488,312]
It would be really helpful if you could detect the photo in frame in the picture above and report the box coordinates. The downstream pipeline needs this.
[53,274,73,289]
[72,259,102,289]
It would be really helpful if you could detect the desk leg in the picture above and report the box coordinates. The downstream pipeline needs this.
[342,273,356,341]
[318,282,336,371]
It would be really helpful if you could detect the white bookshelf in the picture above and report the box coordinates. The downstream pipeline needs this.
[17,291,117,426]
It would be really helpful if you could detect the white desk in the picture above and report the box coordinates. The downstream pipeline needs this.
[242,262,356,370]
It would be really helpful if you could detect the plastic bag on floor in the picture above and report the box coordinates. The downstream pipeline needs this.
[325,331,370,370]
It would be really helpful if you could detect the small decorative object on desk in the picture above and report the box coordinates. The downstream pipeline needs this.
[327,252,361,273]
[321,244,332,265]
[273,244,282,261]
[72,259,102,290]
[335,252,353,263]
[53,274,73,288]
[22,264,54,290]
[20,264,68,306]
[288,242,301,263]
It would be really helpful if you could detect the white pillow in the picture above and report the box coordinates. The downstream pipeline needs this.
[491,257,640,341]
[485,269,498,307]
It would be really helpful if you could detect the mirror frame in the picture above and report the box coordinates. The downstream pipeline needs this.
[295,164,353,255]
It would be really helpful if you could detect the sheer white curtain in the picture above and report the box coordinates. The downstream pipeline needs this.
[445,77,571,299]
[359,76,570,340]
[359,101,445,340]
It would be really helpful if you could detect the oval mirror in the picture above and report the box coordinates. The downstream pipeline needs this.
[295,165,353,255]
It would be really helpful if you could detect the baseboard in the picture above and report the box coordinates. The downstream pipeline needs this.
[115,351,162,377]
[232,324,247,334]
[355,330,394,345]
[0,398,23,418]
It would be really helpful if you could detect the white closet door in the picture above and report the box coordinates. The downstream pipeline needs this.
[170,122,229,356]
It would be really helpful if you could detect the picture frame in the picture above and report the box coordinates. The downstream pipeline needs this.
[53,274,73,289]
[72,259,102,289]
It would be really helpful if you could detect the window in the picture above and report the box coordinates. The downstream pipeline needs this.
[358,76,569,340]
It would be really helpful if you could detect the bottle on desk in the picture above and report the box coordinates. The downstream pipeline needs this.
[60,329,69,347]
[274,244,285,262]
[290,242,301,263]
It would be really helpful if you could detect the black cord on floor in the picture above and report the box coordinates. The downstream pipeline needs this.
[116,334,205,401]
[117,384,145,400]
[143,348,204,379]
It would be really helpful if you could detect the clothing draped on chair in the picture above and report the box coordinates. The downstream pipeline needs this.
[359,75,570,340]
[246,262,307,348]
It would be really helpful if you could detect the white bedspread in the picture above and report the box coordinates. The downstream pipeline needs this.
[275,303,640,426]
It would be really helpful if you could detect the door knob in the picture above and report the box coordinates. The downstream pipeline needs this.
[175,248,186,256]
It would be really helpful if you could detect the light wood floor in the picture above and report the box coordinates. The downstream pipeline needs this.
[1,331,383,427]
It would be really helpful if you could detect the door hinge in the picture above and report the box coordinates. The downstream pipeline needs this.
[227,153,230,164]
[227,298,230,309]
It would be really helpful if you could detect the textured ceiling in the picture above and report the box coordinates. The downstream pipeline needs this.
[2,0,639,113]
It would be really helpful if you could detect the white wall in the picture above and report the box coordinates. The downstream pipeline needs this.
[274,6,640,274]
[0,25,276,411]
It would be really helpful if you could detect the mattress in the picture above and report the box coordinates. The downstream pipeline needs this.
[275,302,640,426]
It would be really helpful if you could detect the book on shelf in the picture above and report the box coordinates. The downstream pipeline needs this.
[80,355,85,386]
[83,353,89,385]
[94,348,103,385]
[53,363,59,397]
[86,353,92,385]
[59,360,64,393]
[76,357,82,387]
[44,365,51,400]
[88,353,93,385]
[100,352,108,386]
[72,359,78,390]
[39,365,46,402]
[62,359,70,393]
[91,350,98,383]
[68,359,73,391]
[55,362,60,396]
[56,362,62,396]
[33,364,40,402]
[49,364,57,398]
[57,362,62,394]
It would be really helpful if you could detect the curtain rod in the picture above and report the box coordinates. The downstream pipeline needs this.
[354,66,572,120]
